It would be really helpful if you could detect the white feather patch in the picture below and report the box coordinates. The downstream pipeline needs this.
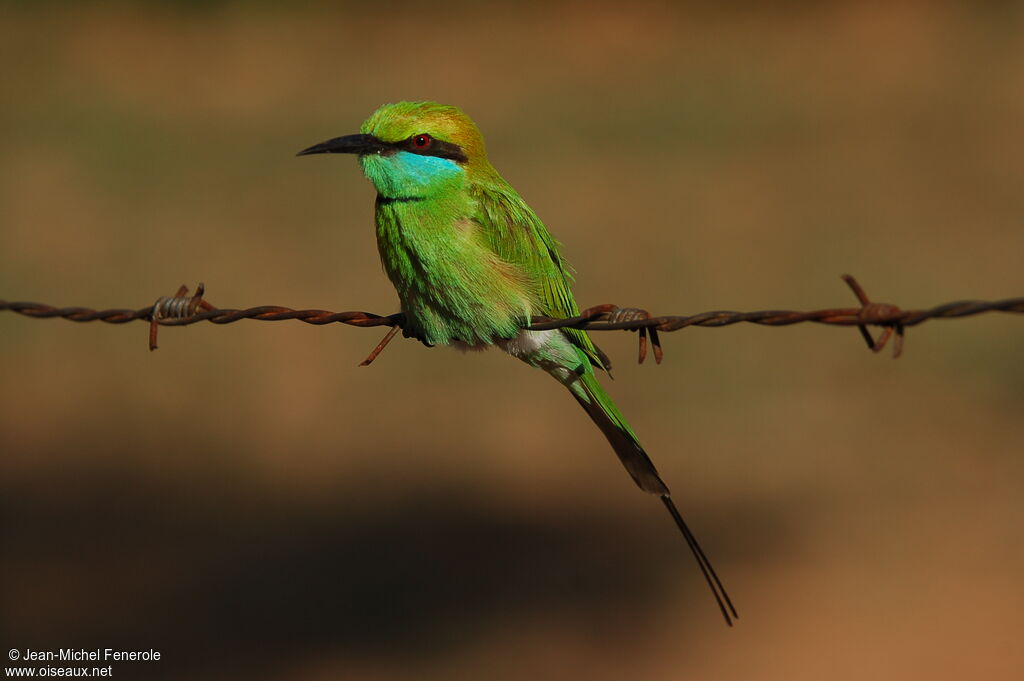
[496,329,556,359]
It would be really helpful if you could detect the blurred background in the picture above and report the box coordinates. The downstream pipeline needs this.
[1,1,1022,679]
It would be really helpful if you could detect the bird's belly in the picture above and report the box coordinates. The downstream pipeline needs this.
[378,209,534,347]
[398,281,529,347]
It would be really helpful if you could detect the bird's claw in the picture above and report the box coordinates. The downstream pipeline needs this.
[400,327,433,347]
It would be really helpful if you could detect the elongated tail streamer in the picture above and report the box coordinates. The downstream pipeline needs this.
[660,495,737,626]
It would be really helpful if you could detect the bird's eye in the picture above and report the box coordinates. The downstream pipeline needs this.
[412,134,432,149]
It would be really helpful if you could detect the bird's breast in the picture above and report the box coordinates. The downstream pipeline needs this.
[374,202,535,347]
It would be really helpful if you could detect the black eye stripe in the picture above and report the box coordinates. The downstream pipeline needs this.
[389,135,468,163]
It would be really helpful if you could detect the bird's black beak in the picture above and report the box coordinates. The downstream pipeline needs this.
[296,133,387,157]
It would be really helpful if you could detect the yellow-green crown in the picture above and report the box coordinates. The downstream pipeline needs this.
[361,101,487,163]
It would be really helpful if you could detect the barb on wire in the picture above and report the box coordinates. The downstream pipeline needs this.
[150,282,214,351]
[841,274,904,357]
[2,276,1022,365]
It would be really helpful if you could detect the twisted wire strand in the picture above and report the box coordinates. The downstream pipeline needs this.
[2,295,1022,332]
[527,298,1024,332]
[0,301,399,327]
[2,275,1022,361]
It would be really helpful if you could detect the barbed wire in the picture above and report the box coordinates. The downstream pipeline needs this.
[2,276,1022,365]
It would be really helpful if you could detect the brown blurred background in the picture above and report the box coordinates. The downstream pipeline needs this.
[1,1,1022,679]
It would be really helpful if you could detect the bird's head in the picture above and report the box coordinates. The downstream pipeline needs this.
[298,101,490,200]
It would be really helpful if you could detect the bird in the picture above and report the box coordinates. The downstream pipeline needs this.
[298,101,737,625]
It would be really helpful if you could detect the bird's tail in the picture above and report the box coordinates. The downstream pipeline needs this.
[566,369,739,626]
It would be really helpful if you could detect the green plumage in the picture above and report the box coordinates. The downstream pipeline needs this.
[358,101,661,489]
[300,101,735,625]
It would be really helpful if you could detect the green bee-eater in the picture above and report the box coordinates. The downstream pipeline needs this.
[299,101,736,625]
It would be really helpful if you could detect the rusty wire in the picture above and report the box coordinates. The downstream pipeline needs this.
[2,275,1022,364]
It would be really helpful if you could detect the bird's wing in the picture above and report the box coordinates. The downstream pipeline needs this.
[472,183,610,372]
